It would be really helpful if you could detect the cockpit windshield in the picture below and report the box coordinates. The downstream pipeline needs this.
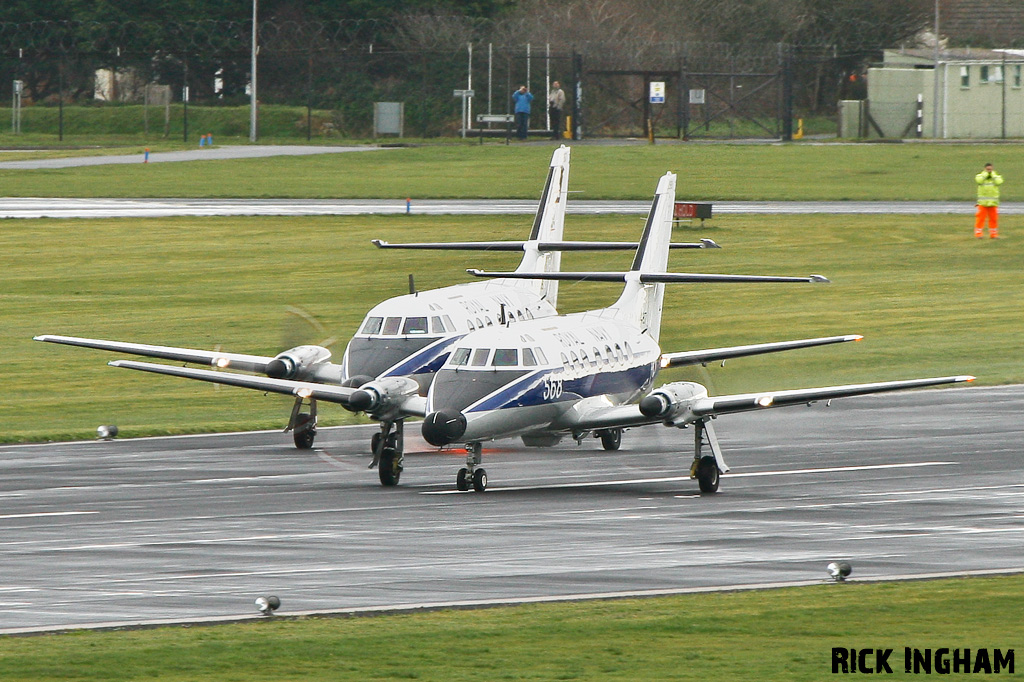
[447,346,549,368]
[360,314,452,337]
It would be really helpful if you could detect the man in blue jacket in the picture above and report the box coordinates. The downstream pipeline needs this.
[513,85,533,140]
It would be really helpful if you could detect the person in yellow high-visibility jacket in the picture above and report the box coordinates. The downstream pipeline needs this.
[975,163,1003,238]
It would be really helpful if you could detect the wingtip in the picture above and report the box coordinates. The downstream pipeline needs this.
[700,239,722,249]
[810,274,831,283]
[958,375,977,383]
[371,239,386,247]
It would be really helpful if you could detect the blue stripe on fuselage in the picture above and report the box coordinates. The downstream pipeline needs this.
[382,333,466,377]
[466,362,658,413]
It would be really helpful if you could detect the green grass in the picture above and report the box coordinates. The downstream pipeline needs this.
[1,139,1024,200]
[0,575,1020,681]
[5,212,1019,443]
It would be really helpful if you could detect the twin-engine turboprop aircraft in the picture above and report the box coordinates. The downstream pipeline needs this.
[34,145,720,487]
[413,170,974,492]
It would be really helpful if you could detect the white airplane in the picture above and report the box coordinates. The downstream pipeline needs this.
[410,170,974,492]
[33,146,719,487]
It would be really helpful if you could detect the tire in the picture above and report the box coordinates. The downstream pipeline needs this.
[456,467,470,491]
[472,468,488,493]
[696,456,720,493]
[293,414,315,449]
[379,447,402,486]
[598,428,622,451]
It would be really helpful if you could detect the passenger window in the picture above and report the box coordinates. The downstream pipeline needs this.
[493,349,518,366]
[430,316,446,333]
[361,316,383,335]
[450,348,471,366]
[403,317,428,334]
[382,317,402,335]
[560,352,569,368]
[471,349,490,366]
[523,348,537,366]
[570,351,579,368]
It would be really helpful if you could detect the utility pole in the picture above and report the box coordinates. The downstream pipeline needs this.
[250,0,258,142]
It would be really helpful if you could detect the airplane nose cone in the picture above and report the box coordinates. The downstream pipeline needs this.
[421,409,467,446]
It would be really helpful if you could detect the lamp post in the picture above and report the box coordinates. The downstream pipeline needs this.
[932,0,940,138]
[250,0,258,142]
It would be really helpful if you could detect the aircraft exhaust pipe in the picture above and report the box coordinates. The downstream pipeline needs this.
[422,410,467,446]
[265,358,293,379]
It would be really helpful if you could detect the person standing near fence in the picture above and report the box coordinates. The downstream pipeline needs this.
[513,85,533,140]
[975,163,1003,239]
[548,81,565,140]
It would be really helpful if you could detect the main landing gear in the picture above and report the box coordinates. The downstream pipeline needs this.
[456,442,487,492]
[370,419,404,487]
[689,418,728,493]
[596,428,622,451]
[287,396,318,449]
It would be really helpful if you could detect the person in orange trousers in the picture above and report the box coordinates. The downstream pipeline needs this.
[975,163,1003,238]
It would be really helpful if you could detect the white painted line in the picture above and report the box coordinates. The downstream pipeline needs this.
[0,511,99,520]
[421,461,957,494]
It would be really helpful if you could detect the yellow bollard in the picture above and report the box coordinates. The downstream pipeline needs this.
[563,115,572,139]
[794,118,804,140]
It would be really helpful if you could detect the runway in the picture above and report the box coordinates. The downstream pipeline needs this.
[2,198,1023,219]
[1,384,1021,634]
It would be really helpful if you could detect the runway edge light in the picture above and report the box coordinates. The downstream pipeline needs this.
[255,595,281,615]
[827,561,852,582]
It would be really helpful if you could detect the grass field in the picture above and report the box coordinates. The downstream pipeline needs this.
[0,575,1020,681]
[1,140,1024,201]
[5,210,1020,443]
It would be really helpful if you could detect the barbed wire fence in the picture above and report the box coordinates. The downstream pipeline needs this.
[0,20,846,140]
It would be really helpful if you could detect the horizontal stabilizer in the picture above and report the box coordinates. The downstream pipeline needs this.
[373,239,720,251]
[34,335,273,374]
[660,334,863,368]
[108,360,358,405]
[467,270,829,284]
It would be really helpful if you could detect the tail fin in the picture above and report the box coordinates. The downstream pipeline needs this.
[513,144,571,306]
[607,171,676,341]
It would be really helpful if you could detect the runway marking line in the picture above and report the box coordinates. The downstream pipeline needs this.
[0,511,99,520]
[421,461,957,494]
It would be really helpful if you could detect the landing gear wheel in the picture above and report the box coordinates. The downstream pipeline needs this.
[371,432,382,455]
[292,413,316,449]
[598,428,622,451]
[696,456,720,493]
[472,468,488,492]
[456,467,470,491]
[378,447,402,486]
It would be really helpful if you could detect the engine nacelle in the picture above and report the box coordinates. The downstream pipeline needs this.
[638,381,708,424]
[266,345,343,383]
[347,376,421,419]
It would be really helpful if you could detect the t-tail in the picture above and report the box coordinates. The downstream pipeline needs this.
[512,144,571,307]
[605,171,677,341]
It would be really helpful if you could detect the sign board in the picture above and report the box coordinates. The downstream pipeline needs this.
[453,89,475,97]
[649,81,665,104]
[689,89,706,105]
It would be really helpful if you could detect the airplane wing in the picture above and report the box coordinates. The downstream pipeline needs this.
[34,335,274,374]
[467,270,829,284]
[659,335,863,368]
[108,360,355,404]
[373,239,720,251]
[682,376,975,419]
[560,375,975,432]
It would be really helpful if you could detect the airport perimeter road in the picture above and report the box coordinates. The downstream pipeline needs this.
[0,384,1021,633]
[3,198,1024,219]
[0,145,388,170]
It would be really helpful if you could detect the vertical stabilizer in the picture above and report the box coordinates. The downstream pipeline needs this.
[607,171,676,341]
[513,144,571,307]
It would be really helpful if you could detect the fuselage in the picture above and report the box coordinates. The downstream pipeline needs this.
[425,311,661,443]
[342,279,558,392]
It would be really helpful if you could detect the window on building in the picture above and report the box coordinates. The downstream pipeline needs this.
[991,65,1004,83]
[1014,65,1022,88]
[961,66,970,88]
[980,65,989,83]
